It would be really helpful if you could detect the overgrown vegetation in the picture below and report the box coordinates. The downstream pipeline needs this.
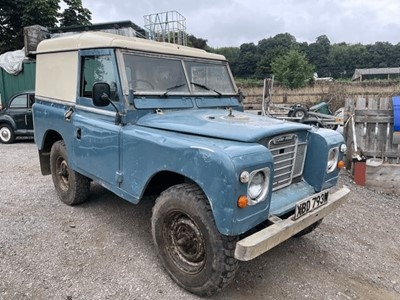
[208,33,400,85]
[0,0,91,53]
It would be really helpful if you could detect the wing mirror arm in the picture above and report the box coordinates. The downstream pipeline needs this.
[92,82,121,125]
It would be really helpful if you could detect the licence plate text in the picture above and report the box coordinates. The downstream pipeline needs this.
[294,190,329,220]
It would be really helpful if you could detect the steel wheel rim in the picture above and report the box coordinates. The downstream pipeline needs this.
[0,127,11,142]
[294,111,305,118]
[164,211,206,274]
[56,157,70,191]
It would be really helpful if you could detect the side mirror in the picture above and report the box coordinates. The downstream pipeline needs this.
[92,82,111,107]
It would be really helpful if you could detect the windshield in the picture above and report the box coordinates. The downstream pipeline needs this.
[185,61,235,94]
[122,53,236,96]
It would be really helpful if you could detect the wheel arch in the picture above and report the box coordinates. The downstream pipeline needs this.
[0,116,17,131]
[142,170,187,197]
[38,129,64,175]
[140,167,236,236]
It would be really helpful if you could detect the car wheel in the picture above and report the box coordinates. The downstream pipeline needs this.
[151,183,239,296]
[294,219,323,237]
[50,140,90,205]
[291,107,308,119]
[0,124,15,144]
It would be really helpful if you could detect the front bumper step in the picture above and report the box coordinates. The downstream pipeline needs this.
[234,186,350,261]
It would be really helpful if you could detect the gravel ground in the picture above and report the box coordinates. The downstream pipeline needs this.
[1,139,399,300]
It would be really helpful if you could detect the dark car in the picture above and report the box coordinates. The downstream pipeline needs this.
[0,91,35,143]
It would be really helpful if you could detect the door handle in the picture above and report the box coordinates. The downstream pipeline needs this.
[76,128,82,139]
[64,107,74,121]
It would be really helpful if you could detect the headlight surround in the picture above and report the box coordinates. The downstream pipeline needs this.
[327,147,339,173]
[246,168,270,204]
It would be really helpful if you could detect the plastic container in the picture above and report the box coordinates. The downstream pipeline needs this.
[393,96,400,131]
[366,158,383,167]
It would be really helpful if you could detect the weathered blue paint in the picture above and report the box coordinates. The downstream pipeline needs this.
[33,44,346,237]
[303,128,344,191]
[136,109,311,142]
[34,96,345,236]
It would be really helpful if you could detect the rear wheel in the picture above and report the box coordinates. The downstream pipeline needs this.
[0,124,15,144]
[50,140,90,205]
[151,183,238,296]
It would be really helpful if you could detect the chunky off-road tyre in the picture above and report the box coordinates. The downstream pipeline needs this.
[0,124,15,144]
[151,183,239,296]
[294,219,323,237]
[50,140,90,205]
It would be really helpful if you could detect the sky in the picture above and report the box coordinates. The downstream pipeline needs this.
[82,0,400,48]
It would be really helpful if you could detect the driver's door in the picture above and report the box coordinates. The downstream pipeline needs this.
[72,49,122,187]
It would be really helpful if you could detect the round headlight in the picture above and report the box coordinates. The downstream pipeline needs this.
[327,148,339,173]
[248,171,265,199]
[246,168,270,204]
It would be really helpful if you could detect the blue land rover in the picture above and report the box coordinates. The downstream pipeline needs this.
[33,32,349,296]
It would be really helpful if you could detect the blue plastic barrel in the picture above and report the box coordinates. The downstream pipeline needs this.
[393,96,400,131]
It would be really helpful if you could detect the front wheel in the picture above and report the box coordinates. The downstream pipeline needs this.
[50,140,90,205]
[151,183,239,297]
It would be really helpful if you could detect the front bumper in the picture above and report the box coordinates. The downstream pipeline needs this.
[234,186,350,261]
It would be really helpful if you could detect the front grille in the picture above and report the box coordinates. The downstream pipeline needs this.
[261,134,307,191]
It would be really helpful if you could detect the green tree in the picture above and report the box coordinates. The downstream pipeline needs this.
[271,49,314,89]
[306,35,331,77]
[236,43,258,77]
[211,47,240,75]
[59,0,91,27]
[328,43,369,78]
[187,34,209,50]
[0,0,91,53]
[0,0,60,52]
[256,33,299,78]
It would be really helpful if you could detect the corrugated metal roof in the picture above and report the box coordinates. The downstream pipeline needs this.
[352,67,400,80]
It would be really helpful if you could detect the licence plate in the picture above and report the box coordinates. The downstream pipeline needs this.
[294,190,329,220]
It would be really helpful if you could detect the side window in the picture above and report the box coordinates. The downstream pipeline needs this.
[10,95,28,108]
[80,55,119,101]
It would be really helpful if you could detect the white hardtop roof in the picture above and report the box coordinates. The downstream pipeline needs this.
[37,31,226,61]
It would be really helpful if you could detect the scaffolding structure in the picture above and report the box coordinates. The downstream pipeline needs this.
[144,11,187,46]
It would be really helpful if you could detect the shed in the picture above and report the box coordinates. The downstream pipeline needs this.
[352,67,400,81]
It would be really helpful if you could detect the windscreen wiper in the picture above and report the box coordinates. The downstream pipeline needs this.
[190,81,222,96]
[160,83,187,97]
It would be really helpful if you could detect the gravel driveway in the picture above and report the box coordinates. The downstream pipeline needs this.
[1,140,399,300]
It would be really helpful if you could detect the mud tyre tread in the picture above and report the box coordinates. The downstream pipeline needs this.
[50,140,90,206]
[151,183,238,296]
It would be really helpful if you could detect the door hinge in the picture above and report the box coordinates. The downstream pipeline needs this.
[115,171,123,183]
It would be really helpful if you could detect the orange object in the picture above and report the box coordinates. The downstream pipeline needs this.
[237,195,248,208]
[337,160,345,169]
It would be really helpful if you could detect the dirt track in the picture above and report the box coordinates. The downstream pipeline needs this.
[1,140,399,300]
